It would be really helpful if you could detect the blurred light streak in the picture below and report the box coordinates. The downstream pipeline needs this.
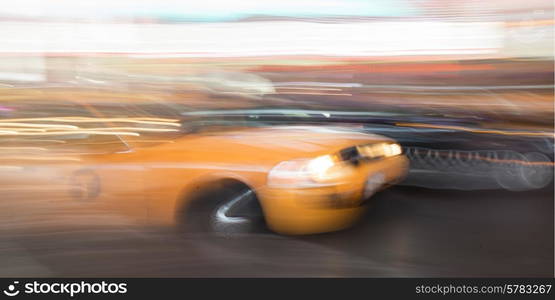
[0,123,79,129]
[256,63,495,73]
[3,139,67,144]
[60,127,180,133]
[505,19,555,27]
[275,92,352,96]
[0,21,503,57]
[0,131,141,136]
[274,82,363,88]
[0,147,47,151]
[0,166,24,171]
[0,0,417,20]
[396,123,555,138]
[0,128,47,132]
[0,156,81,161]
[357,84,554,91]
[129,140,176,144]
[72,140,176,146]
[476,159,553,167]
[0,117,180,126]
[276,87,343,91]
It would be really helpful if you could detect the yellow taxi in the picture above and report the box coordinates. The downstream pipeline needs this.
[70,125,408,235]
[1,97,408,235]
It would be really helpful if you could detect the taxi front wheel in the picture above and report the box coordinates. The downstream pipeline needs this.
[177,181,267,236]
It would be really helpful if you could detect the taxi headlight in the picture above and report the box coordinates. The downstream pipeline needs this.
[267,154,346,188]
[306,155,335,179]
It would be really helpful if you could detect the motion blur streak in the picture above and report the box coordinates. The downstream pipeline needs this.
[0,156,81,161]
[0,131,141,136]
[395,123,555,137]
[0,0,553,277]
[0,118,180,125]
[0,123,79,129]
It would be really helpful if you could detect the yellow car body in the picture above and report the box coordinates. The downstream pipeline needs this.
[73,125,408,235]
[0,95,408,235]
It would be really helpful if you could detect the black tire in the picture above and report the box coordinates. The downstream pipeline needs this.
[494,151,553,191]
[177,180,267,237]
[521,152,553,190]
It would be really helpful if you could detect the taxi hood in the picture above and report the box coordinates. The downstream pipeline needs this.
[190,125,396,162]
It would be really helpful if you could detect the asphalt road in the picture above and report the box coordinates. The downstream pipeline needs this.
[1,185,552,277]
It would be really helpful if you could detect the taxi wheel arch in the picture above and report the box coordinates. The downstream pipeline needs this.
[175,178,267,235]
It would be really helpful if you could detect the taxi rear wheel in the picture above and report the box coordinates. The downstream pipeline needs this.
[178,180,267,236]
